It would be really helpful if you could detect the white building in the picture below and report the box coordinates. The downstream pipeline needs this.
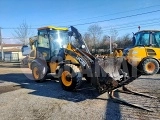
[0,44,24,62]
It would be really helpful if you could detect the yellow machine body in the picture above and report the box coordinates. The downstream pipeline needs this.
[126,46,160,66]
[124,30,160,75]
[27,26,79,73]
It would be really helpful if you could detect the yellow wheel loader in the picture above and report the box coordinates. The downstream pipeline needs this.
[124,30,160,75]
[21,26,156,111]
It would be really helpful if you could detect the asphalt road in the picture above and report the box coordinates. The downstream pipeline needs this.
[0,62,160,120]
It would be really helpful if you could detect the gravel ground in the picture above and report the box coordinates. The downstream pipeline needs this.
[0,62,160,120]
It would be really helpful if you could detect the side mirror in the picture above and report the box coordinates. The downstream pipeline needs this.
[21,45,28,52]
[21,45,31,56]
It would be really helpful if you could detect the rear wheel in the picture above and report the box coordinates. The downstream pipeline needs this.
[58,64,82,91]
[32,64,47,82]
[141,59,159,75]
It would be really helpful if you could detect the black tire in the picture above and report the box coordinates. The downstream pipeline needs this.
[141,59,159,75]
[32,63,47,82]
[58,64,82,91]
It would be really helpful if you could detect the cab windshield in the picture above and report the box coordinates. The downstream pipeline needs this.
[133,31,160,47]
[50,30,69,56]
[133,32,150,46]
[37,29,69,57]
[50,30,69,47]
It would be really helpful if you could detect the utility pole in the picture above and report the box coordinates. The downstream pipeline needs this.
[0,27,4,61]
[109,36,112,54]
[107,35,112,54]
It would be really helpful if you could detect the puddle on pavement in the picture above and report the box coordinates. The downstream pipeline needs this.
[0,85,22,94]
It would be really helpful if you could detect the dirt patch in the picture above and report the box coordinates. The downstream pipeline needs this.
[0,85,22,94]
[0,62,21,68]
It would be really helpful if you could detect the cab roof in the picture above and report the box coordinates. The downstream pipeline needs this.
[136,30,160,33]
[38,26,68,31]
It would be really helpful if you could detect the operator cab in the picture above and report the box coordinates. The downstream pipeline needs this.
[37,26,69,60]
[123,30,160,56]
[21,26,90,63]
[133,30,160,47]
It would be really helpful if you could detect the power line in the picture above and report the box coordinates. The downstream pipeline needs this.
[2,27,37,30]
[78,17,160,31]
[102,19,160,31]
[2,9,160,30]
[32,4,160,27]
[103,22,160,32]
[72,9,160,26]
[2,38,23,39]
[66,20,160,33]
[2,20,160,37]
[74,4,160,21]
[3,5,160,29]
[102,17,160,29]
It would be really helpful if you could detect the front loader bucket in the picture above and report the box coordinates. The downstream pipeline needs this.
[69,46,141,93]
[98,57,123,80]
[99,57,141,79]
[90,57,142,93]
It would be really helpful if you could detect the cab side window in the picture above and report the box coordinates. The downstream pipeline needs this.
[152,33,160,47]
[38,30,50,48]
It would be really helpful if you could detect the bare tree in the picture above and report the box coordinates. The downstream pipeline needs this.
[98,35,110,54]
[110,28,118,42]
[116,34,132,48]
[101,35,110,44]
[14,21,32,45]
[88,24,102,53]
[83,33,93,51]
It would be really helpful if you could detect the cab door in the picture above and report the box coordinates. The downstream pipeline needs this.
[36,30,51,61]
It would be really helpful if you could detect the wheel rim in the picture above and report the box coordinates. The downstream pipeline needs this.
[33,67,39,79]
[61,71,72,87]
[145,62,155,73]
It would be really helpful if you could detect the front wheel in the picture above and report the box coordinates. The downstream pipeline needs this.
[32,64,47,82]
[58,64,82,91]
[141,59,159,75]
